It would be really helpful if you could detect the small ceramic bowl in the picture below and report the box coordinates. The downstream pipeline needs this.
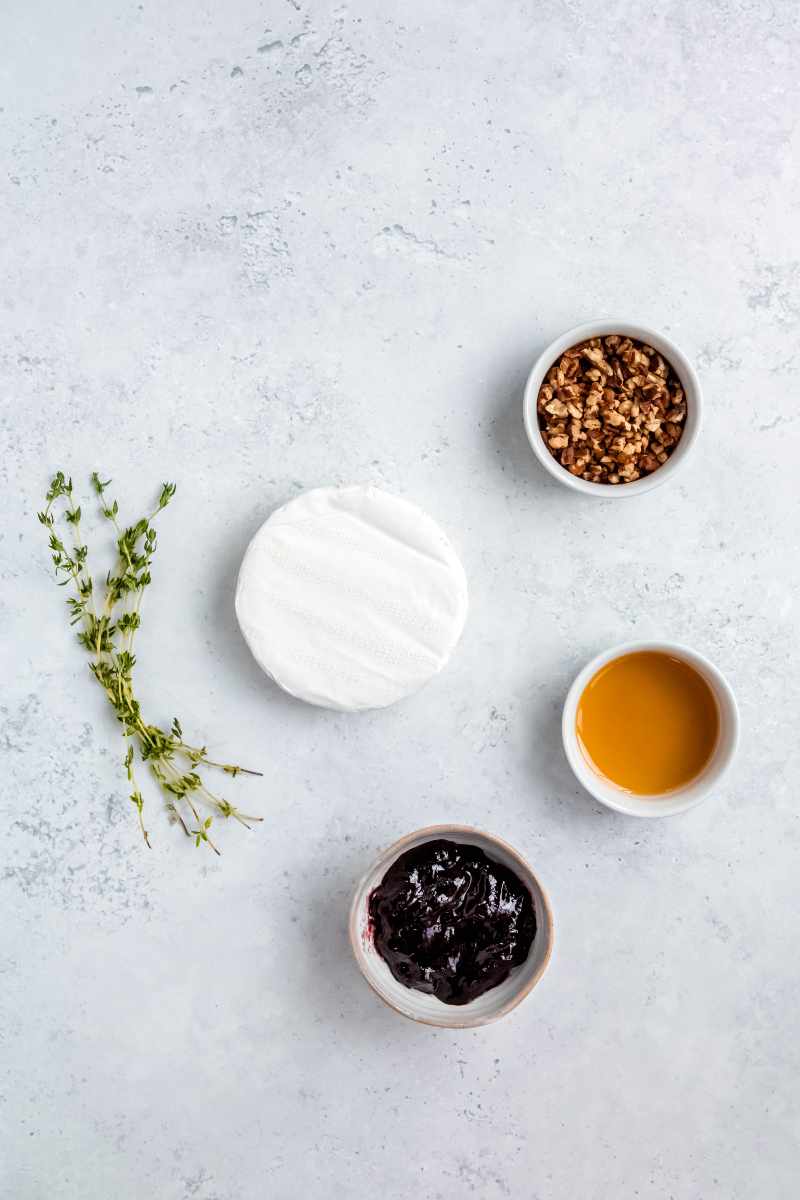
[562,640,739,817]
[522,319,702,497]
[349,824,554,1028]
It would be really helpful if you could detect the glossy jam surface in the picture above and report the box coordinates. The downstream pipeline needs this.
[368,839,536,1006]
[576,650,720,795]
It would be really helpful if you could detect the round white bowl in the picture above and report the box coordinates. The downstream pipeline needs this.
[349,825,554,1028]
[562,641,739,817]
[522,319,702,497]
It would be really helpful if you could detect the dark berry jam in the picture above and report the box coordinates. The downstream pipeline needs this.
[368,838,536,1006]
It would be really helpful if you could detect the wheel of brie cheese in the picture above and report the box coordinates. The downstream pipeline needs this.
[235,485,468,711]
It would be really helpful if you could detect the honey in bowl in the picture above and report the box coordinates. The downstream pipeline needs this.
[576,651,719,795]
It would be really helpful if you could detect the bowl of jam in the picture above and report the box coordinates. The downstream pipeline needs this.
[349,825,554,1027]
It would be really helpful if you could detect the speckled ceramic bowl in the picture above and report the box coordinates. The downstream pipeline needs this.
[562,640,740,817]
[349,824,554,1028]
[523,319,702,496]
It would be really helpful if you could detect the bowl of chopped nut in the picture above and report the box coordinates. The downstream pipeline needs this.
[523,320,702,495]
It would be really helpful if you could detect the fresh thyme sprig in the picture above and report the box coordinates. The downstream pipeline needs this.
[38,472,263,853]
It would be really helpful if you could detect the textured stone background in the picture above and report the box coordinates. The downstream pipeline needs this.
[2,2,798,1197]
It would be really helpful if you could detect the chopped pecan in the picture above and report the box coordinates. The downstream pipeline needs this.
[536,335,686,484]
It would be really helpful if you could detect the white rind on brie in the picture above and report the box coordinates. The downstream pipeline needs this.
[235,485,468,711]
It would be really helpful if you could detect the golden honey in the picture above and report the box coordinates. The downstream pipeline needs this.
[576,651,719,795]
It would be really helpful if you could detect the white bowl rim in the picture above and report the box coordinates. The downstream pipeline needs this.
[561,640,740,817]
[348,824,555,1028]
[522,319,702,497]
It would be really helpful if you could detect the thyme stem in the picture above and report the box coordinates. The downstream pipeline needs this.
[38,472,262,854]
